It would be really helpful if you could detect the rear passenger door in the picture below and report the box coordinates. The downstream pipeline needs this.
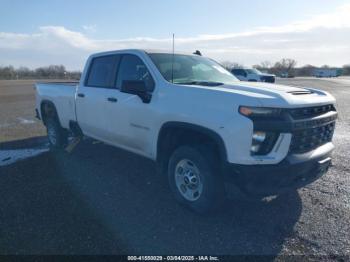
[76,54,121,141]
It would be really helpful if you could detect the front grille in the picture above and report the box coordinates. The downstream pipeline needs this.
[289,104,336,119]
[290,122,335,153]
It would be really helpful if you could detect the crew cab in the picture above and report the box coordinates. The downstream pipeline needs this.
[35,49,337,213]
[231,68,276,83]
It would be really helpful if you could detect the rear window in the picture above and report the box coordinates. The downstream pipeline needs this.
[86,55,120,88]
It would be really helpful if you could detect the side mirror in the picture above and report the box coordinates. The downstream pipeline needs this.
[120,80,152,103]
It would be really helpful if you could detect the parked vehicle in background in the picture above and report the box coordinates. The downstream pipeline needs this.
[231,68,275,83]
[35,49,337,213]
[279,72,295,78]
[313,69,342,78]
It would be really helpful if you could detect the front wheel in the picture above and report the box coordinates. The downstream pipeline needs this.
[168,145,225,213]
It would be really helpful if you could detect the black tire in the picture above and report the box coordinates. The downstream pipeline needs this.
[46,118,67,150]
[168,145,225,213]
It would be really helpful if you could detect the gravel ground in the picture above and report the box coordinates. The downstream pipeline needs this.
[0,78,349,258]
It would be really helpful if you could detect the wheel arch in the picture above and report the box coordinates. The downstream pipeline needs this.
[40,100,60,126]
[156,121,228,174]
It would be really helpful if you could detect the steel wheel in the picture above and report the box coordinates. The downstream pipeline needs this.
[174,159,203,201]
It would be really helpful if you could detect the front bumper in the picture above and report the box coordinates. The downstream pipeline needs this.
[260,75,275,83]
[224,142,334,197]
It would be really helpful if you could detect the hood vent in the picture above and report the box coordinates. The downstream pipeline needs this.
[288,90,314,95]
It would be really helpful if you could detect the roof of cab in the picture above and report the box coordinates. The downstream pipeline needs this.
[90,49,198,57]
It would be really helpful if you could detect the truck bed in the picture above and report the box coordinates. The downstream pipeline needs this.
[36,81,79,86]
[35,82,78,129]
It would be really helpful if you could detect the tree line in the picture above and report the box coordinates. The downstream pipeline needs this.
[222,58,350,76]
[0,65,81,80]
[1,60,350,80]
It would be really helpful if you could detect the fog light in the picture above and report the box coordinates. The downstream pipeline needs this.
[251,131,266,154]
[253,131,266,142]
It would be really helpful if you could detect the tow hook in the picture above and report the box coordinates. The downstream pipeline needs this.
[318,157,332,174]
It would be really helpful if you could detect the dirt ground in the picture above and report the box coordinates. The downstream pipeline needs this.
[0,78,349,258]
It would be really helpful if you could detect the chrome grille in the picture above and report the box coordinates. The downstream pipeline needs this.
[289,104,336,119]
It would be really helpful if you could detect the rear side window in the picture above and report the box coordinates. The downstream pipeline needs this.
[116,55,155,91]
[86,55,120,88]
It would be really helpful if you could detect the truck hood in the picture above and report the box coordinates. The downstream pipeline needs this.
[259,73,275,77]
[211,81,336,108]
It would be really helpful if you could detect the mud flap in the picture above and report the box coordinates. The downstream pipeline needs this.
[65,137,81,153]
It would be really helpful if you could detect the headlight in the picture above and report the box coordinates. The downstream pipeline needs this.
[239,106,282,155]
[239,106,282,118]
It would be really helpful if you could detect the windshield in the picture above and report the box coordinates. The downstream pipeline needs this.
[148,53,239,86]
[246,68,262,74]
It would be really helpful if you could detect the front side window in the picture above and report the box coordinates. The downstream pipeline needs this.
[232,69,246,76]
[86,55,120,88]
[116,55,155,91]
[148,53,239,86]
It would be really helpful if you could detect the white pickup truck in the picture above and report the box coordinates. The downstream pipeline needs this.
[35,49,337,213]
[231,68,276,83]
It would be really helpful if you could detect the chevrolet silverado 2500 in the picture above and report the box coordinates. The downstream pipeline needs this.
[35,49,337,212]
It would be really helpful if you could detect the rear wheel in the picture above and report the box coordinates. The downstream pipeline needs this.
[168,145,225,213]
[46,118,67,150]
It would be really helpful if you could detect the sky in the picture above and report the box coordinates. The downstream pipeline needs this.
[1,0,350,70]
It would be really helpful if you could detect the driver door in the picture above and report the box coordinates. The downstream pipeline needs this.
[104,54,156,156]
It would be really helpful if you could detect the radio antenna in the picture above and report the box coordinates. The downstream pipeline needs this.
[171,33,175,83]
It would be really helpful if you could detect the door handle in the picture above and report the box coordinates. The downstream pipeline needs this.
[77,93,85,98]
[107,97,118,103]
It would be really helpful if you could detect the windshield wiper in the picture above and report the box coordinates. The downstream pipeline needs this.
[175,81,224,87]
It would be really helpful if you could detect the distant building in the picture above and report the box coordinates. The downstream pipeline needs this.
[313,68,342,78]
